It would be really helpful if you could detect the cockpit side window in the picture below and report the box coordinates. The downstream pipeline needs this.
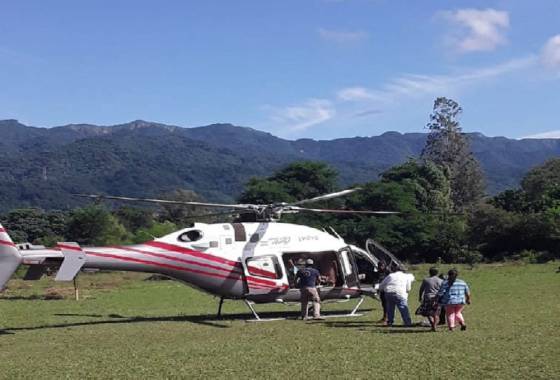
[178,230,203,242]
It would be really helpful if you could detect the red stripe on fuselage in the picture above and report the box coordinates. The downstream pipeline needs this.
[246,267,278,279]
[0,240,16,247]
[245,275,278,287]
[86,252,243,282]
[145,241,242,268]
[111,245,243,275]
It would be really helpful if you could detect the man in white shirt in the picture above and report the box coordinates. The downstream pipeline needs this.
[378,265,414,326]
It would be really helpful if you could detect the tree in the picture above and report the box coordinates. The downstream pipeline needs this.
[491,189,528,213]
[132,221,178,243]
[239,161,338,204]
[520,158,560,212]
[238,178,292,204]
[340,162,458,262]
[380,159,452,212]
[421,97,485,211]
[66,205,129,245]
[156,189,208,227]
[2,208,69,245]
[115,206,154,232]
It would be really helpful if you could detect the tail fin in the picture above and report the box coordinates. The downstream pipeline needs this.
[0,223,23,290]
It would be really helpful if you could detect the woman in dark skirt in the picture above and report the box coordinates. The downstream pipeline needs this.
[416,267,443,331]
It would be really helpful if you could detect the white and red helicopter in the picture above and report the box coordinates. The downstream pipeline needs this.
[0,189,402,320]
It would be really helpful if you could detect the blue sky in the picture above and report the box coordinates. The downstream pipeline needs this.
[1,1,559,140]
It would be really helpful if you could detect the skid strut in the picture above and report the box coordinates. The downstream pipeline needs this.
[244,300,285,322]
[244,300,261,320]
[217,297,225,318]
[318,296,367,319]
[350,296,365,316]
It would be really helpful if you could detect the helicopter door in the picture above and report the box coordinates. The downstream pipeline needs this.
[243,255,285,295]
[338,247,360,288]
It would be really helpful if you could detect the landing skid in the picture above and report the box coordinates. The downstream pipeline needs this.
[243,296,367,322]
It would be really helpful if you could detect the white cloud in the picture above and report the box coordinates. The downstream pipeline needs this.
[522,130,560,139]
[541,34,560,69]
[338,56,536,106]
[317,28,368,43]
[440,8,509,53]
[337,87,376,101]
[262,56,536,135]
[267,99,335,132]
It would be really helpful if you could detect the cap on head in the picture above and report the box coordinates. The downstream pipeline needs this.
[306,258,314,265]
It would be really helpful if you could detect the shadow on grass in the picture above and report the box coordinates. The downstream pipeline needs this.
[3,313,231,333]
[0,295,60,301]
[54,313,104,318]
[320,320,435,334]
[2,307,376,334]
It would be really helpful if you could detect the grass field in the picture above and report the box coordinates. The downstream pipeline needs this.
[1,263,559,379]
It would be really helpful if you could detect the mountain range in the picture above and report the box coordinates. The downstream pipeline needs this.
[0,119,559,212]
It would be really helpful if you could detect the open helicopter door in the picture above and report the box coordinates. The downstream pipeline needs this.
[365,238,404,270]
[338,247,360,289]
[243,255,285,295]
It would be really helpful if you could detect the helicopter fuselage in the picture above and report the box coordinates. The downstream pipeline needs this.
[8,222,375,303]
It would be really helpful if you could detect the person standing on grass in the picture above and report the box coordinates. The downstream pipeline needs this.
[437,269,471,331]
[376,261,390,324]
[296,258,324,320]
[417,267,443,331]
[378,264,414,326]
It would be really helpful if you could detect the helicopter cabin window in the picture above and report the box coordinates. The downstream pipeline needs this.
[246,256,281,279]
[178,230,203,242]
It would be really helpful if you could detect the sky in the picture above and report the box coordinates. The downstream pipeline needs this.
[1,0,559,140]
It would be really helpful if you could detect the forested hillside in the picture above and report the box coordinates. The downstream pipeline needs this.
[0,119,558,211]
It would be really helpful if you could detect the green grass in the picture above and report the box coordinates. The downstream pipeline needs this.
[1,263,559,379]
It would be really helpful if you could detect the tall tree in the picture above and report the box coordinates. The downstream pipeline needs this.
[520,158,560,212]
[421,97,485,211]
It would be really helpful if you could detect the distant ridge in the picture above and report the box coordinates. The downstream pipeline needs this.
[0,119,559,211]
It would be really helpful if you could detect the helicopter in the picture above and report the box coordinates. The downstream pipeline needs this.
[0,188,403,321]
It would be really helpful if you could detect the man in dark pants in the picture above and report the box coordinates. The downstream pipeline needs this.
[296,258,323,320]
[376,261,389,324]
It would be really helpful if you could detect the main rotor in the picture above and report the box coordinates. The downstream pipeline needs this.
[74,188,398,222]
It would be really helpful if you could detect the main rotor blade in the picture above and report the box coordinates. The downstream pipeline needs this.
[183,210,248,219]
[291,188,362,206]
[288,206,400,215]
[73,194,255,210]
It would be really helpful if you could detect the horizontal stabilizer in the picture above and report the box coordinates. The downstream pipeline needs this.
[55,242,86,281]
